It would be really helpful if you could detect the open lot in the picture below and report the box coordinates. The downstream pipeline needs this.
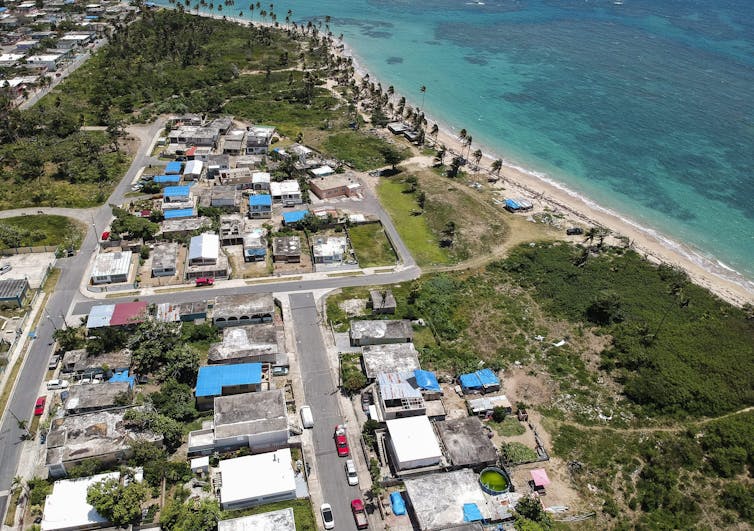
[0,215,86,251]
[0,252,56,289]
[348,223,397,268]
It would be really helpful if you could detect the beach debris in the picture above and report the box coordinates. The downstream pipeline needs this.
[552,339,566,347]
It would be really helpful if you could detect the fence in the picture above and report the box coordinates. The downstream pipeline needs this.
[0,245,58,256]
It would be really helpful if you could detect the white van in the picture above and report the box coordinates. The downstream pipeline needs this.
[46,379,69,390]
[300,405,314,429]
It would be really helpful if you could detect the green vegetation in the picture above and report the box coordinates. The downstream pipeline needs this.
[348,223,397,267]
[340,353,367,394]
[86,473,149,527]
[0,215,85,250]
[222,499,316,530]
[501,441,539,464]
[489,416,526,437]
[320,132,408,171]
[377,177,450,266]
[160,489,220,531]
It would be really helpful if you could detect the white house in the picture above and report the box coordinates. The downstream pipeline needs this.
[269,180,302,205]
[218,449,297,510]
[91,251,132,284]
[252,171,271,191]
[386,416,443,471]
[183,159,204,180]
[188,233,219,265]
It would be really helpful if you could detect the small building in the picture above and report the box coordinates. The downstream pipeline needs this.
[45,409,162,478]
[164,161,183,175]
[25,53,63,71]
[41,471,142,531]
[290,144,314,163]
[223,129,246,154]
[153,174,181,186]
[155,301,208,323]
[308,165,335,178]
[436,417,498,468]
[163,185,191,204]
[252,171,271,191]
[403,469,496,531]
[208,323,279,365]
[219,215,244,246]
[188,390,288,455]
[195,363,264,410]
[459,369,501,394]
[0,278,28,307]
[218,508,295,531]
[370,289,397,314]
[236,155,265,169]
[160,216,211,238]
[248,194,272,219]
[219,167,253,189]
[386,416,443,471]
[205,154,230,177]
[243,229,267,262]
[213,293,275,328]
[503,198,533,213]
[312,236,348,264]
[349,319,413,347]
[282,210,308,226]
[272,236,301,263]
[309,174,362,200]
[467,395,512,417]
[0,53,24,67]
[183,159,204,180]
[60,349,132,377]
[362,343,420,380]
[245,125,275,155]
[212,185,238,209]
[188,233,219,265]
[151,242,179,277]
[85,301,147,330]
[90,251,132,284]
[218,449,296,510]
[63,382,132,415]
[270,180,302,205]
[168,125,220,147]
[376,369,445,421]
[387,122,408,135]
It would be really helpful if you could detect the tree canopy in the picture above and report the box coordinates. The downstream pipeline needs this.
[86,474,148,527]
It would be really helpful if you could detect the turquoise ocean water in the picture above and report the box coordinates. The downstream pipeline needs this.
[162,0,754,287]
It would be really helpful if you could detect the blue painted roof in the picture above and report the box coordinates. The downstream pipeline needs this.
[154,174,181,184]
[86,304,114,329]
[163,208,195,219]
[463,503,483,522]
[195,363,263,397]
[165,161,183,174]
[249,194,272,207]
[282,210,309,224]
[109,370,135,388]
[163,185,190,197]
[414,369,440,391]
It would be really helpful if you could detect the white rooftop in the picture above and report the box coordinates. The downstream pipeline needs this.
[218,508,295,531]
[219,449,295,508]
[189,233,219,262]
[252,171,270,184]
[270,180,300,195]
[387,416,442,466]
[41,470,143,531]
[310,165,334,177]
[184,159,203,175]
[25,54,62,62]
[91,251,132,278]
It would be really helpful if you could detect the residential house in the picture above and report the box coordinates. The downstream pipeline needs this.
[186,233,229,280]
[194,363,264,410]
[223,130,246,154]
[349,319,414,346]
[243,229,267,262]
[312,236,348,264]
[245,126,275,155]
[217,450,296,510]
[151,242,179,277]
[212,293,275,328]
[90,251,132,284]
[270,181,302,205]
[272,236,301,263]
[208,323,280,365]
[248,194,272,219]
[252,171,271,191]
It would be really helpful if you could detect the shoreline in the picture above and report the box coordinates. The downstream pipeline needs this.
[162,6,754,306]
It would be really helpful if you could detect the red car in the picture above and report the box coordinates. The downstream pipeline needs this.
[351,498,368,529]
[334,425,349,457]
[195,277,214,287]
[34,396,46,416]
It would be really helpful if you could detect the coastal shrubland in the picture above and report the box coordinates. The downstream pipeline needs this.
[0,215,85,250]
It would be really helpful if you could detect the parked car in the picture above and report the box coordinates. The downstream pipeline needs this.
[334,424,350,457]
[195,277,214,287]
[300,406,314,429]
[48,355,60,370]
[272,366,289,376]
[351,498,369,529]
[566,227,584,236]
[0,264,11,275]
[345,459,359,486]
[320,503,335,530]
[46,379,69,390]
[34,396,46,416]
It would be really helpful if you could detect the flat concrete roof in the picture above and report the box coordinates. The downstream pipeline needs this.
[370,289,397,310]
[152,242,179,271]
[362,343,420,379]
[91,251,132,278]
[214,389,287,440]
[218,508,295,531]
[387,416,442,468]
[208,324,279,363]
[64,382,131,412]
[160,217,212,234]
[436,417,498,467]
[403,469,493,531]
[350,319,413,343]
[41,471,123,530]
[219,449,295,508]
[272,236,301,255]
[71,349,132,373]
[213,293,274,320]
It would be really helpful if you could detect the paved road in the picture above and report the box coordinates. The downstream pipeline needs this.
[290,293,360,531]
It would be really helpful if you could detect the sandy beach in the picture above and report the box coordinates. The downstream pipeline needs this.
[175,8,754,306]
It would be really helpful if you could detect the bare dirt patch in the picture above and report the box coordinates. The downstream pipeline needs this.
[338,298,367,318]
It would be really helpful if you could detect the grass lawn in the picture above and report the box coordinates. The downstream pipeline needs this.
[319,132,410,171]
[0,215,86,250]
[222,499,316,530]
[348,223,397,268]
[489,416,526,437]
[377,178,450,266]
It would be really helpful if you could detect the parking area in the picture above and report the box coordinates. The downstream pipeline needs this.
[0,253,56,289]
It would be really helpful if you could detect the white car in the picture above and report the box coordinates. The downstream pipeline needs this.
[321,503,335,529]
[345,459,359,486]
[46,379,69,390]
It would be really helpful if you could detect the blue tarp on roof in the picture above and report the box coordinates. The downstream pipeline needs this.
[459,372,482,390]
[109,370,135,388]
[249,194,272,206]
[390,492,406,516]
[154,174,180,184]
[505,199,521,210]
[163,208,195,219]
[414,369,440,391]
[463,503,483,522]
[282,210,309,224]
[165,161,183,174]
[163,185,190,198]
[459,369,499,391]
[86,304,115,329]
[477,368,499,386]
[195,363,262,397]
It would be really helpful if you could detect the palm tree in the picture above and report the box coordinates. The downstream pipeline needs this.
[458,128,467,142]
[435,145,447,166]
[490,159,502,179]
[472,148,483,169]
[464,135,473,160]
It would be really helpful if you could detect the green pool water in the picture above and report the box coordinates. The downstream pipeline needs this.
[480,470,508,492]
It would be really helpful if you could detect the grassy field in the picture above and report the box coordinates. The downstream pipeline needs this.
[0,215,86,250]
[222,499,316,530]
[319,132,410,171]
[489,416,526,437]
[377,178,450,266]
[348,223,397,268]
